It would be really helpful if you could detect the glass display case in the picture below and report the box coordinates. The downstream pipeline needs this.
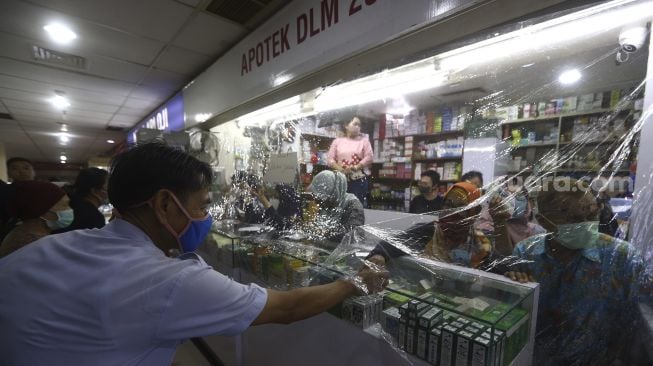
[213,221,538,366]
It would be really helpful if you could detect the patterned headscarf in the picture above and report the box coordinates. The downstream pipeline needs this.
[308,170,349,208]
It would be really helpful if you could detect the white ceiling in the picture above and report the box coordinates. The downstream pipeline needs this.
[0,0,274,164]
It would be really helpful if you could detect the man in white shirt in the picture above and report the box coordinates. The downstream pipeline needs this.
[0,142,386,366]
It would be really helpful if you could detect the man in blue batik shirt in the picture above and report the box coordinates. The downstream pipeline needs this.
[506,178,650,366]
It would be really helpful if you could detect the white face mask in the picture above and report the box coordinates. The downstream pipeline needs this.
[554,221,600,250]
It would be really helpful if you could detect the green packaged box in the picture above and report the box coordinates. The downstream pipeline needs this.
[407,319,418,354]
[381,307,401,341]
[455,329,475,366]
[440,323,459,366]
[472,336,492,366]
[427,327,442,365]
[419,307,444,329]
[398,318,407,350]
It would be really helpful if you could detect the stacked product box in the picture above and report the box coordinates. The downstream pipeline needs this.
[342,294,384,329]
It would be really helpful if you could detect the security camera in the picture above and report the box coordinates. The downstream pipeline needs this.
[619,25,648,53]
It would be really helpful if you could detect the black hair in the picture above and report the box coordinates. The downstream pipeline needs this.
[420,170,440,186]
[461,170,483,186]
[108,142,213,211]
[74,168,109,197]
[339,116,360,132]
[7,157,33,168]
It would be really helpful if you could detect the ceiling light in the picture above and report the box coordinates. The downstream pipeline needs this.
[521,63,535,68]
[194,113,213,123]
[60,123,68,131]
[43,23,77,44]
[106,139,115,144]
[60,161,66,164]
[50,95,71,110]
[60,155,67,161]
[558,69,582,84]
[437,0,653,73]
[58,133,69,144]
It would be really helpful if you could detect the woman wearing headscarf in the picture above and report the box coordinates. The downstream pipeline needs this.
[307,170,365,241]
[0,181,72,257]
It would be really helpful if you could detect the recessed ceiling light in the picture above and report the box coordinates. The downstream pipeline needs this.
[43,23,77,44]
[558,69,582,85]
[521,63,535,68]
[50,95,71,110]
[60,160,66,164]
[59,133,69,144]
[60,124,68,131]
[106,139,115,144]
[60,155,67,161]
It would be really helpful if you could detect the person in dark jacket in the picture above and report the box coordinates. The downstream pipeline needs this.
[54,168,108,233]
[252,184,302,230]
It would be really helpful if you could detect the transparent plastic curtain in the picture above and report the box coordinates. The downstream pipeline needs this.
[205,1,653,364]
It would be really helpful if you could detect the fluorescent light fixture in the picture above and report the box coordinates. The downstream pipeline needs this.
[60,123,68,131]
[60,160,66,164]
[236,96,304,127]
[273,74,293,87]
[521,63,535,68]
[60,155,67,161]
[437,0,653,73]
[50,95,71,110]
[194,113,213,123]
[314,63,446,112]
[558,69,582,84]
[43,23,77,44]
[106,139,115,144]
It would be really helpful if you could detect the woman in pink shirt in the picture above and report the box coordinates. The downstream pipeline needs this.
[327,117,374,206]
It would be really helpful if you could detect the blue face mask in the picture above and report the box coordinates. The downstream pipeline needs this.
[164,191,213,253]
[44,209,74,230]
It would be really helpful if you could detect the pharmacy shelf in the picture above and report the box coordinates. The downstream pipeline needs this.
[412,157,463,163]
[373,130,464,141]
[499,108,614,125]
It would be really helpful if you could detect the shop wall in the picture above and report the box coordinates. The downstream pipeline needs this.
[0,142,7,182]
[183,0,484,128]
[210,121,252,185]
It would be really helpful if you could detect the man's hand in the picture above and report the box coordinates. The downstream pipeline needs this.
[505,271,534,283]
[348,259,389,294]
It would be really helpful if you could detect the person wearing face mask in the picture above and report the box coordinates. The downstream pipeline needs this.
[307,170,365,242]
[53,168,109,233]
[0,181,72,257]
[327,116,374,206]
[505,178,650,365]
[0,142,387,366]
[368,182,510,269]
[410,170,444,214]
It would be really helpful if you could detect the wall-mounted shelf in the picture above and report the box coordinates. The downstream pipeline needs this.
[374,130,464,141]
[499,108,614,126]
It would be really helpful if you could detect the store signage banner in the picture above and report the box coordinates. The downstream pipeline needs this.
[183,0,478,127]
[127,92,185,144]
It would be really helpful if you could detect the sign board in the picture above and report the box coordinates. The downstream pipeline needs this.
[127,92,185,144]
[183,0,478,127]
[264,152,299,185]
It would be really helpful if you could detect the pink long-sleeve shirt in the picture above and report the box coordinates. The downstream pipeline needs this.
[327,135,373,170]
